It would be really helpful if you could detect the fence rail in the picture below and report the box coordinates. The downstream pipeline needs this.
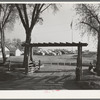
[43,62,89,66]
[0,61,90,67]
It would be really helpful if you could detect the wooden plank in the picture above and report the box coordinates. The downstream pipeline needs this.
[22,42,88,47]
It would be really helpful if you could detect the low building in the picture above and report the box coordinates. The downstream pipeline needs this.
[0,44,23,57]
[15,48,22,56]
[0,46,10,57]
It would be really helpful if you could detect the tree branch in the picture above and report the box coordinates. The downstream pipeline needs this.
[40,4,51,13]
[39,4,45,12]
[30,4,38,30]
[2,6,12,28]
[95,14,100,24]
[30,4,47,31]
[0,23,2,31]
[83,4,100,24]
[81,21,98,32]
[23,4,29,28]
[2,5,8,27]
[15,4,27,30]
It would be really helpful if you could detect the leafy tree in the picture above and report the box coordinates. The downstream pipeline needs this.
[75,4,100,75]
[12,38,23,50]
[5,38,23,51]
[5,38,12,46]
[0,4,16,63]
[16,4,58,74]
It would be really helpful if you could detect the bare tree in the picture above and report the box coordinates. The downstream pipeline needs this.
[0,4,17,63]
[16,4,59,74]
[75,4,100,75]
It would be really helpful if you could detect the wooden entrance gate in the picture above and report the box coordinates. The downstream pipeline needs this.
[22,42,88,81]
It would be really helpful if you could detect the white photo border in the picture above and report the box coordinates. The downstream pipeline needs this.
[0,0,100,99]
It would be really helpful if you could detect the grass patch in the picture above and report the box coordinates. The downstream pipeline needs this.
[0,53,96,68]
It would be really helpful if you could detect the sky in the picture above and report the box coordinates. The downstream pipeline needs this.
[5,3,97,51]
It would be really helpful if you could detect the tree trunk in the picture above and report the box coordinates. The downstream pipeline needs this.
[96,31,100,75]
[23,31,31,74]
[1,30,6,64]
[30,47,33,62]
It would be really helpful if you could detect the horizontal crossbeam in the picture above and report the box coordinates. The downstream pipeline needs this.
[22,42,88,47]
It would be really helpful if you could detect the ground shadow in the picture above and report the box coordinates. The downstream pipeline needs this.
[63,79,81,90]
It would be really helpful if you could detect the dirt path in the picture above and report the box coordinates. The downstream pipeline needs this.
[0,65,81,90]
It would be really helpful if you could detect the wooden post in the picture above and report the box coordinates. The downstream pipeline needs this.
[8,60,11,71]
[76,45,82,81]
[38,60,41,70]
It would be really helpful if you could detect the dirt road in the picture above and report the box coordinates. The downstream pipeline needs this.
[0,65,82,90]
